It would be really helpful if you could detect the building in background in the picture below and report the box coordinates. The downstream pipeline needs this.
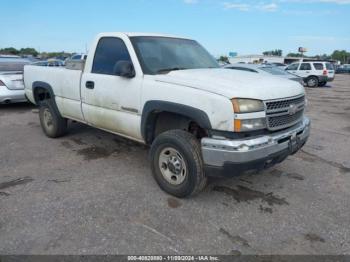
[228,55,302,65]
[228,54,337,65]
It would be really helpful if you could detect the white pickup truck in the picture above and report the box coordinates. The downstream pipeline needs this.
[24,32,310,197]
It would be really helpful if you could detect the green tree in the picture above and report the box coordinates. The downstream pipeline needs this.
[286,53,303,57]
[0,47,20,55]
[19,48,39,57]
[263,49,283,56]
[39,51,71,59]
[331,50,350,64]
[314,54,331,60]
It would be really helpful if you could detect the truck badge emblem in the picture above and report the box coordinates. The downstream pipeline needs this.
[288,104,297,115]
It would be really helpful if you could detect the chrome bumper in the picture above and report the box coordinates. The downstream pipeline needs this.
[201,117,310,169]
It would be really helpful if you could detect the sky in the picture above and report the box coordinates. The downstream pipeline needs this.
[1,0,349,57]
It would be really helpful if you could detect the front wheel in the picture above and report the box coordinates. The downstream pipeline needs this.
[150,130,207,198]
[39,100,67,138]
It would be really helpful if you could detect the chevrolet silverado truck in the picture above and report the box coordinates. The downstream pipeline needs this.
[24,33,310,197]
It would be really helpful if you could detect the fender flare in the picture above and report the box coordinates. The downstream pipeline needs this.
[32,81,62,116]
[141,100,212,144]
[32,81,56,104]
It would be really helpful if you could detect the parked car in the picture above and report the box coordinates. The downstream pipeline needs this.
[265,62,287,69]
[24,32,310,197]
[0,58,31,104]
[64,54,87,68]
[285,61,335,87]
[336,64,350,74]
[68,54,87,61]
[31,59,65,67]
[225,63,303,83]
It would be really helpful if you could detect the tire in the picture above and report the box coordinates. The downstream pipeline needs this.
[306,76,319,88]
[318,81,327,87]
[39,100,67,138]
[150,130,207,198]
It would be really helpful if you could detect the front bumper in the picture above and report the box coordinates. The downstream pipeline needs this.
[201,117,310,177]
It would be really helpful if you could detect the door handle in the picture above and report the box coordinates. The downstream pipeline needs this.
[85,81,95,89]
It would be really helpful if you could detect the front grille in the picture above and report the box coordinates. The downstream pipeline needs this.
[268,110,304,129]
[264,95,305,131]
[265,96,305,111]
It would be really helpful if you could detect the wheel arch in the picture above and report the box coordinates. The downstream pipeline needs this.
[32,81,55,104]
[32,81,63,117]
[141,100,212,145]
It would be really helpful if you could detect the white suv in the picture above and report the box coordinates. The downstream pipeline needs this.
[286,61,335,87]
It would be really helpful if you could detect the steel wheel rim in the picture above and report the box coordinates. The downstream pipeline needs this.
[43,108,54,131]
[158,147,187,185]
[308,78,316,86]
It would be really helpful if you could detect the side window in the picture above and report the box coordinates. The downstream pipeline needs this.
[92,37,132,75]
[326,63,334,70]
[72,55,80,60]
[313,63,324,70]
[286,63,299,70]
[299,63,311,70]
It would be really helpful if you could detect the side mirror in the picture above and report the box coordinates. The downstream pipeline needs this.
[113,60,135,78]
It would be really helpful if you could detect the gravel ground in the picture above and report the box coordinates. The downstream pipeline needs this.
[0,75,349,255]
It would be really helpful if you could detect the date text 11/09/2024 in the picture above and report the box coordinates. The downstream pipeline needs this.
[127,255,219,261]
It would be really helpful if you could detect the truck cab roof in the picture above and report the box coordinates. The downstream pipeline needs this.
[97,32,190,40]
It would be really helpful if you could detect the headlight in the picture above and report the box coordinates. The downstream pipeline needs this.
[232,98,264,113]
[234,118,266,132]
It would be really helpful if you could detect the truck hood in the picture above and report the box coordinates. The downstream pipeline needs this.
[154,68,304,100]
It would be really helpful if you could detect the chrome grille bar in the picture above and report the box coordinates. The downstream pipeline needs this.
[264,95,305,131]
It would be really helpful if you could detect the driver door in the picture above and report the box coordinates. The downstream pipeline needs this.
[81,37,142,140]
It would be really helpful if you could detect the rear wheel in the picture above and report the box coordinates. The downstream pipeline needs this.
[150,130,207,198]
[306,76,319,88]
[39,100,67,138]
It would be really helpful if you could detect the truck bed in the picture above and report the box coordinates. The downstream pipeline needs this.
[24,65,85,121]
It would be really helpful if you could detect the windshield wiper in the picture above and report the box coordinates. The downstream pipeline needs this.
[157,67,187,74]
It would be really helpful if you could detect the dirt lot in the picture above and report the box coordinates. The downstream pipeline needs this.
[0,75,349,255]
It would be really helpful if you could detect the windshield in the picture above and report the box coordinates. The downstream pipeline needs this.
[130,36,219,75]
[259,66,290,75]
